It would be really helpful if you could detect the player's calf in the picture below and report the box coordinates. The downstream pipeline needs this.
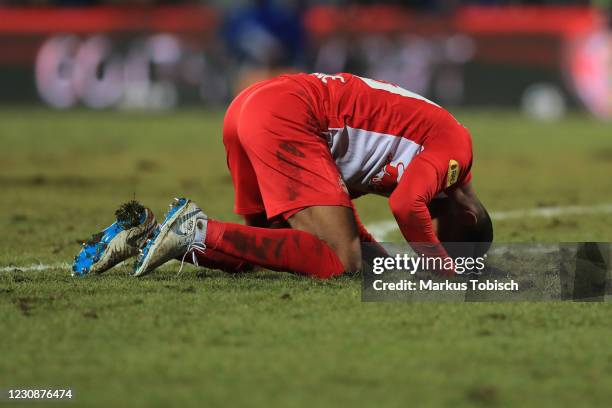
[131,198,350,279]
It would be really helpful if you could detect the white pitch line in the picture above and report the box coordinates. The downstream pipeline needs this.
[0,262,70,272]
[367,220,400,242]
[492,203,612,221]
[366,203,612,241]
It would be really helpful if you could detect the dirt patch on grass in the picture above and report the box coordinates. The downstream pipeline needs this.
[83,309,99,319]
[467,385,498,404]
[591,147,612,162]
[14,297,34,316]
[0,174,108,188]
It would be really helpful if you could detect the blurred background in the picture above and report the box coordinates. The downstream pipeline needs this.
[0,0,610,120]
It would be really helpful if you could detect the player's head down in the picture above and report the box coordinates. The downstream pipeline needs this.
[463,205,493,258]
[437,183,494,259]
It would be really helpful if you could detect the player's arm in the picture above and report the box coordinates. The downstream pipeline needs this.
[349,201,390,269]
[388,155,453,272]
[349,190,385,246]
[349,201,389,258]
[350,201,375,243]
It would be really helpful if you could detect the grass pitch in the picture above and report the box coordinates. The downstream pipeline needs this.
[1,108,612,407]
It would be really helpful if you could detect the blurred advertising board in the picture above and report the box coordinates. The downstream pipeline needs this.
[305,5,612,119]
[0,6,228,109]
[0,5,609,118]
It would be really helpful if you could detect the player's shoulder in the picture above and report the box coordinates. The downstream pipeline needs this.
[437,109,472,142]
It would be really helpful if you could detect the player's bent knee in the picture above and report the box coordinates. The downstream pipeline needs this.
[286,205,362,276]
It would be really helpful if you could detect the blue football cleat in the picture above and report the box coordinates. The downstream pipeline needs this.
[72,201,157,276]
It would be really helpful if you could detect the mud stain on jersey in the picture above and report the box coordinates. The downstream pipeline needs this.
[276,149,301,201]
[279,142,306,158]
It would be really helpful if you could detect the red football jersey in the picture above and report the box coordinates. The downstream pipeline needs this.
[283,72,473,197]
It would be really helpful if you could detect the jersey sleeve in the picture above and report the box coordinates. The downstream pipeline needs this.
[389,154,451,263]
[419,115,474,191]
[388,122,473,275]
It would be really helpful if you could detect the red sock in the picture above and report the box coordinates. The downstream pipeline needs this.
[203,219,345,279]
[178,247,253,274]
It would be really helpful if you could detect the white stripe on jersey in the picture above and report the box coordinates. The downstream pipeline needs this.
[355,76,440,107]
[326,126,424,196]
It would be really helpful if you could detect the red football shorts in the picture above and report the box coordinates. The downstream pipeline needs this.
[222,77,351,220]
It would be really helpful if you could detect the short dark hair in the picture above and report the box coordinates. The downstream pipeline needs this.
[441,205,493,259]
[469,206,493,258]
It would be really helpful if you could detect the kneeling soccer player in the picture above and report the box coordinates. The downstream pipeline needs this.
[73,72,493,278]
